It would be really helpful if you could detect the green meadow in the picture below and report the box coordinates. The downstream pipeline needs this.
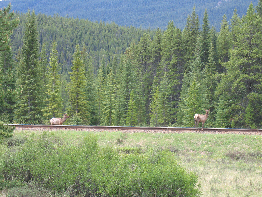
[1,129,262,196]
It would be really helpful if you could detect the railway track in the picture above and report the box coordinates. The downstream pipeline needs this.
[9,124,262,135]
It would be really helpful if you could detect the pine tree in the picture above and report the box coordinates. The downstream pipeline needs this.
[14,11,43,124]
[68,45,90,125]
[177,36,209,127]
[217,14,232,72]
[101,61,117,126]
[150,73,172,126]
[83,48,98,125]
[216,3,262,128]
[0,4,19,52]
[121,46,141,126]
[200,9,210,66]
[0,4,19,123]
[95,58,106,125]
[136,33,154,124]
[160,22,184,121]
[151,28,162,78]
[0,46,16,122]
[126,90,138,126]
[256,0,262,17]
[42,42,63,122]
[182,6,200,71]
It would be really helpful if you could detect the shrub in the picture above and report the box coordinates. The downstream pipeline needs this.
[0,121,15,142]
[1,132,201,196]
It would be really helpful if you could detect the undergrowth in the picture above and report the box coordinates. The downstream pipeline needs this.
[0,131,201,196]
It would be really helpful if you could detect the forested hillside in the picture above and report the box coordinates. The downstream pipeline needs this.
[0,0,259,29]
[1,1,262,129]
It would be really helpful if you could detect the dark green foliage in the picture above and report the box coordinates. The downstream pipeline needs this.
[0,5,19,123]
[42,42,63,122]
[0,4,19,52]
[0,121,14,141]
[1,2,262,128]
[14,11,44,124]
[1,132,201,196]
[0,0,258,30]
[216,3,262,128]
[11,13,147,74]
[68,45,90,125]
[0,47,16,123]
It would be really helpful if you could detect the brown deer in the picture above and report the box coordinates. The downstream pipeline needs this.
[50,113,69,125]
[194,109,210,130]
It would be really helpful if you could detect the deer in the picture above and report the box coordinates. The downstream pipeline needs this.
[194,109,210,130]
[50,113,69,125]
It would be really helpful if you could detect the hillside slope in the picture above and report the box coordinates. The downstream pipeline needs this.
[0,0,259,29]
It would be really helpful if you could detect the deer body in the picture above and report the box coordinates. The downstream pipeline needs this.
[194,109,210,130]
[50,114,69,125]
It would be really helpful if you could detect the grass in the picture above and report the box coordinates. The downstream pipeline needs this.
[2,129,262,196]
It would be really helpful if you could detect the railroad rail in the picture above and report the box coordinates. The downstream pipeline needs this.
[9,124,262,135]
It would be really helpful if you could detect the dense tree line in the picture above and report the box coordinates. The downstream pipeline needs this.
[1,2,262,128]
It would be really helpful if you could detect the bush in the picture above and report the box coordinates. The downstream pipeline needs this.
[0,121,15,142]
[1,132,201,196]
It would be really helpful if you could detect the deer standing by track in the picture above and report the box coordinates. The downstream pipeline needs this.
[50,114,69,125]
[194,109,210,130]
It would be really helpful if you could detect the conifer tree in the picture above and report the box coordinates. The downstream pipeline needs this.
[160,22,184,120]
[200,9,210,66]
[0,4,19,52]
[182,6,200,71]
[83,48,98,125]
[14,11,43,124]
[151,28,162,78]
[136,33,153,124]
[150,73,172,126]
[100,60,117,126]
[95,57,107,125]
[217,15,232,72]
[0,46,16,122]
[177,36,209,127]
[216,3,262,128]
[68,45,90,125]
[42,42,63,121]
[121,46,140,126]
[256,0,262,17]
[126,90,138,126]
[0,4,19,123]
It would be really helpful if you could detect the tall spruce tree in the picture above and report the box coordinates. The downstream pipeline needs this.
[14,11,43,124]
[0,4,19,52]
[136,33,154,124]
[256,0,262,17]
[68,45,90,125]
[216,3,262,128]
[177,36,209,127]
[42,42,63,122]
[0,46,16,122]
[83,48,98,125]
[217,14,232,73]
[150,72,172,126]
[182,6,200,72]
[160,22,184,121]
[0,4,19,123]
[126,90,138,126]
[200,9,210,66]
[100,59,117,126]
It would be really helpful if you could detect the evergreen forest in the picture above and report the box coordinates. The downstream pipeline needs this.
[1,1,262,129]
[0,0,259,30]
